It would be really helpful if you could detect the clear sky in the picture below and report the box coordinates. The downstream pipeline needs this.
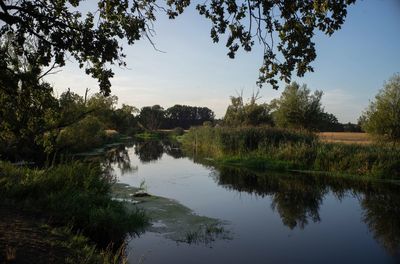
[46,0,400,123]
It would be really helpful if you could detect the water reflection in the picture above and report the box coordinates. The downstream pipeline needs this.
[134,140,164,163]
[102,143,137,175]
[102,140,400,257]
[102,139,183,174]
[132,139,183,163]
[208,165,400,254]
[362,190,400,255]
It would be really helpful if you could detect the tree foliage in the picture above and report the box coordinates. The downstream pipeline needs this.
[0,36,58,161]
[198,0,356,89]
[138,105,165,131]
[360,74,400,142]
[223,92,273,127]
[0,0,356,94]
[164,105,215,129]
[0,0,189,95]
[271,82,324,130]
[138,104,215,130]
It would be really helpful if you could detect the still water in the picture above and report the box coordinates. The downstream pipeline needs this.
[105,140,400,263]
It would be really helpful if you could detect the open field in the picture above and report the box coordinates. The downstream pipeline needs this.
[318,132,372,145]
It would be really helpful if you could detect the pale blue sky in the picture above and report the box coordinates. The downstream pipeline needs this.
[46,0,400,122]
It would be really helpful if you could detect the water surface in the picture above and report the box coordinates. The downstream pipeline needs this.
[106,140,400,263]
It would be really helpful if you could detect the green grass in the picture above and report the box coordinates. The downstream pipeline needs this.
[0,161,148,246]
[182,126,400,179]
[44,226,130,264]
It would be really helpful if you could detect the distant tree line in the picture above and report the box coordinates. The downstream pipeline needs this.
[223,82,362,132]
[138,104,215,130]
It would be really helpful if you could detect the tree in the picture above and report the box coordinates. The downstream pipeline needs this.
[271,82,324,130]
[316,112,342,132]
[163,105,215,129]
[139,105,165,131]
[0,36,59,161]
[112,104,139,134]
[0,0,356,94]
[87,93,118,127]
[224,91,273,127]
[360,74,400,142]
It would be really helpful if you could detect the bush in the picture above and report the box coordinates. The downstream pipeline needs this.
[56,116,106,153]
[0,161,148,245]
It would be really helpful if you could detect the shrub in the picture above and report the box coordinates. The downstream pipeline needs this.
[56,116,106,153]
[0,161,148,245]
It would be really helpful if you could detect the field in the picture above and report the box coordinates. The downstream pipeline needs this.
[318,132,372,145]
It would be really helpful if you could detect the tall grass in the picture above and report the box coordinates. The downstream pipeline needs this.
[0,161,148,246]
[182,126,400,179]
[181,126,316,157]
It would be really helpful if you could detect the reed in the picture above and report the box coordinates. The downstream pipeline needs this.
[182,126,400,179]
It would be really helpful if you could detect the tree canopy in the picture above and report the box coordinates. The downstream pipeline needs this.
[0,0,356,94]
[138,104,215,130]
[224,92,273,127]
[360,73,400,142]
[271,82,325,130]
[164,105,215,129]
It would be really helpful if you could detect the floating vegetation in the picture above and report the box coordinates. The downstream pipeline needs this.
[111,183,232,244]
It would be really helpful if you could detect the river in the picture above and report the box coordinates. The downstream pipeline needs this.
[103,139,400,263]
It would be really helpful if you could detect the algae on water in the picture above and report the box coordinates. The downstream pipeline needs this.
[111,183,231,244]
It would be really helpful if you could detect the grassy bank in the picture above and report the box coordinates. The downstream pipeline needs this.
[181,126,400,179]
[0,161,148,261]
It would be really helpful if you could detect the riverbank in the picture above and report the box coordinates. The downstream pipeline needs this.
[0,161,148,262]
[181,126,400,180]
[0,204,130,264]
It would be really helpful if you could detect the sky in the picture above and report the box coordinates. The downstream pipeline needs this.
[45,0,400,123]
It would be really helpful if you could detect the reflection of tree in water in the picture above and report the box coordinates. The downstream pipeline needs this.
[361,186,400,255]
[214,167,325,229]
[271,190,323,229]
[209,164,400,254]
[134,140,164,163]
[134,139,184,163]
[103,144,137,175]
[163,139,184,159]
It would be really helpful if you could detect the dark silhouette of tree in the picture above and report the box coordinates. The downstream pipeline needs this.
[197,0,356,89]
[138,105,165,131]
[0,0,356,94]
[0,37,59,161]
[316,112,343,132]
[163,105,215,129]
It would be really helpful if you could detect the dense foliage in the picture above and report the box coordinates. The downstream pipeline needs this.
[271,82,325,130]
[138,104,215,130]
[360,73,400,142]
[224,93,273,127]
[163,105,215,129]
[222,84,352,132]
[0,0,356,93]
[0,161,148,245]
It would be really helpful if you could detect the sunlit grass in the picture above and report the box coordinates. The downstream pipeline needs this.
[182,126,400,179]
